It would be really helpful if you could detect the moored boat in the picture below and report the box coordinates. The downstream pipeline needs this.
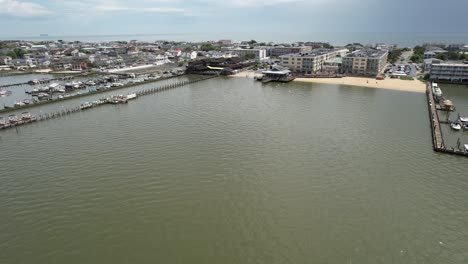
[459,115,468,123]
[451,121,462,131]
[464,144,468,152]
[8,115,20,124]
[14,101,26,107]
[21,112,36,121]
[0,90,11,96]
[126,93,137,100]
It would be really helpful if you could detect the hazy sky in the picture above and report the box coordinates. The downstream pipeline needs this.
[0,0,467,38]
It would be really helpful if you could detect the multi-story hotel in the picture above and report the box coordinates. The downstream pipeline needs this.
[341,49,388,76]
[430,61,468,83]
[228,48,267,60]
[279,48,348,74]
[270,46,312,57]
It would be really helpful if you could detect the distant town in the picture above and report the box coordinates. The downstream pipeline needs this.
[1,39,468,84]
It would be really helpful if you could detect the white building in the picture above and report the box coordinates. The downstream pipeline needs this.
[181,51,197,60]
[280,48,348,74]
[430,61,468,83]
[228,48,267,60]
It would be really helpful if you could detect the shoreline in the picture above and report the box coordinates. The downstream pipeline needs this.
[230,70,426,93]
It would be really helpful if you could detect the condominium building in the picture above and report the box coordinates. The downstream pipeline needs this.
[228,48,267,60]
[279,48,348,74]
[430,61,468,83]
[270,46,312,57]
[341,49,388,76]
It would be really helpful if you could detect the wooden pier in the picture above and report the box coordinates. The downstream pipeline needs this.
[0,75,216,132]
[0,74,186,114]
[426,82,468,157]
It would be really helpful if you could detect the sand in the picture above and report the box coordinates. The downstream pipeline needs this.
[230,70,426,93]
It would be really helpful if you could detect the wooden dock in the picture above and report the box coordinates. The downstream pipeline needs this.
[0,74,185,114]
[426,82,468,157]
[0,75,216,132]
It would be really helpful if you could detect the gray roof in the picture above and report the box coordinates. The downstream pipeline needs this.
[345,49,388,58]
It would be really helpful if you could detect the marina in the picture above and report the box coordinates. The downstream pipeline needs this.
[426,81,468,157]
[0,72,184,114]
[0,76,216,131]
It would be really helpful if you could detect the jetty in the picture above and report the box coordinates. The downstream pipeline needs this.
[426,81,468,157]
[0,75,216,132]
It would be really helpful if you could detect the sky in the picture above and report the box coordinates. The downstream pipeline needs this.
[0,0,467,40]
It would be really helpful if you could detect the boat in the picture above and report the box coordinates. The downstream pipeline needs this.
[0,90,11,96]
[464,144,468,152]
[23,99,32,105]
[80,102,93,110]
[459,116,468,123]
[49,83,60,90]
[14,101,26,107]
[35,92,50,100]
[21,112,35,121]
[8,115,20,124]
[450,121,462,131]
[126,93,137,100]
[108,95,128,104]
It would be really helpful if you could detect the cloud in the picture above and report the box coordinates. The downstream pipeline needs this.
[228,0,305,7]
[0,0,50,16]
[95,5,187,13]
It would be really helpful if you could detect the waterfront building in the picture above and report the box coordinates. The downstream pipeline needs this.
[270,46,312,57]
[341,49,388,77]
[228,48,267,60]
[429,61,468,83]
[423,58,442,72]
[423,48,447,59]
[279,48,348,74]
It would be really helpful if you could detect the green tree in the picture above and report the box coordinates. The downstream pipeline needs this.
[436,53,448,60]
[242,53,256,60]
[410,54,423,63]
[200,43,219,51]
[413,46,426,56]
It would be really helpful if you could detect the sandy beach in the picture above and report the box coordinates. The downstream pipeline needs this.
[231,70,426,93]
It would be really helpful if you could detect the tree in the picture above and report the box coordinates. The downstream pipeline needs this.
[248,40,257,45]
[413,46,426,56]
[410,54,423,63]
[6,48,26,59]
[436,53,448,60]
[242,53,256,60]
[200,43,219,51]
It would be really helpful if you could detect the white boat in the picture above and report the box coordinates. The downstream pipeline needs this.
[433,87,443,97]
[464,144,468,152]
[126,93,137,100]
[0,90,9,96]
[8,115,19,124]
[21,112,35,121]
[459,116,468,123]
[49,83,60,89]
[14,101,26,107]
[451,122,462,131]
